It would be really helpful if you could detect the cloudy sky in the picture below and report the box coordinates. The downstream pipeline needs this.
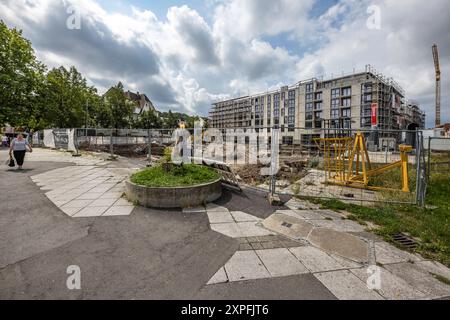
[1,0,449,127]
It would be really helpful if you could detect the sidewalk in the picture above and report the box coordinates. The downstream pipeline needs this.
[0,148,449,300]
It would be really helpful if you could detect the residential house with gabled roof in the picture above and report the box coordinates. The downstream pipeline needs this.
[124,90,157,119]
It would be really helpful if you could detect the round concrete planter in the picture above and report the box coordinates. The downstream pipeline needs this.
[125,178,222,209]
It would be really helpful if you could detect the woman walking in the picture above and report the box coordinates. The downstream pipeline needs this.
[9,134,33,169]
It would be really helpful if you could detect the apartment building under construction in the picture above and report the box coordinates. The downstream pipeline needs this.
[209,65,425,146]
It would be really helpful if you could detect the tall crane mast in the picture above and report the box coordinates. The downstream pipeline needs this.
[432,44,441,127]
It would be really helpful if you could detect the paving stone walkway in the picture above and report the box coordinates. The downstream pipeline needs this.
[201,198,450,300]
[26,149,137,217]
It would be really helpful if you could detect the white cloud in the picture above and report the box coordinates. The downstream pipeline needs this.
[0,0,448,126]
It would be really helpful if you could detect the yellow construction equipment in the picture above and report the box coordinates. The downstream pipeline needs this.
[315,132,413,192]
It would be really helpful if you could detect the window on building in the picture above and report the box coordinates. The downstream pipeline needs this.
[314,111,323,119]
[288,90,295,99]
[315,92,323,100]
[342,98,351,107]
[282,136,294,145]
[306,103,313,111]
[314,102,323,110]
[305,121,313,129]
[306,93,313,101]
[306,83,313,93]
[306,112,313,120]
[315,120,322,128]
[288,108,295,116]
[288,99,295,108]
[362,83,372,93]
[363,94,372,103]
[342,87,351,96]
[331,98,340,108]
[331,109,339,119]
[342,108,351,118]
[331,88,340,98]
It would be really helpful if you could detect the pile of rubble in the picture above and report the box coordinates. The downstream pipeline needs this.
[232,159,308,186]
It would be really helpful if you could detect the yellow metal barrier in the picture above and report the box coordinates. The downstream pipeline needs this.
[315,132,413,193]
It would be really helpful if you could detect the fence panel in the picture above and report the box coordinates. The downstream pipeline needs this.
[427,137,450,182]
[39,127,427,205]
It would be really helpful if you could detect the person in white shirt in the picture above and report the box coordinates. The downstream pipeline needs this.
[9,134,33,169]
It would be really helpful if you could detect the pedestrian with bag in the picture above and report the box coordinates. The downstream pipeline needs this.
[9,133,32,170]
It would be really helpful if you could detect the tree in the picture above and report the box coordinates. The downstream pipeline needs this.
[44,66,99,128]
[103,82,134,129]
[162,110,179,128]
[0,20,46,129]
[134,109,162,129]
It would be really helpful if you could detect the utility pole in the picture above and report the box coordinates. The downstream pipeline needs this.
[432,44,441,127]
[85,100,89,137]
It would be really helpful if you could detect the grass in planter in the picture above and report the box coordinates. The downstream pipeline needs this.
[131,164,221,188]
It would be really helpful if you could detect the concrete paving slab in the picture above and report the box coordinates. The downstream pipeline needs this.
[72,206,109,217]
[99,192,123,199]
[292,210,324,220]
[310,219,366,232]
[230,211,261,222]
[207,267,228,285]
[206,204,229,212]
[76,192,106,200]
[89,198,118,207]
[196,273,337,300]
[60,207,82,216]
[307,228,369,263]
[328,253,363,269]
[375,242,420,265]
[102,206,134,216]
[207,211,234,223]
[53,200,69,207]
[114,198,132,206]
[415,261,450,281]
[237,222,276,237]
[384,262,450,299]
[289,246,347,273]
[262,214,314,240]
[52,194,78,202]
[255,248,309,277]
[224,251,271,282]
[314,270,384,300]
[350,267,428,300]
[210,223,243,238]
[61,199,94,208]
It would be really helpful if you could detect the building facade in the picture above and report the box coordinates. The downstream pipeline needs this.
[124,90,156,119]
[209,65,425,145]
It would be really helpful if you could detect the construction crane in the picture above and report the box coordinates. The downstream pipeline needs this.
[432,44,441,127]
